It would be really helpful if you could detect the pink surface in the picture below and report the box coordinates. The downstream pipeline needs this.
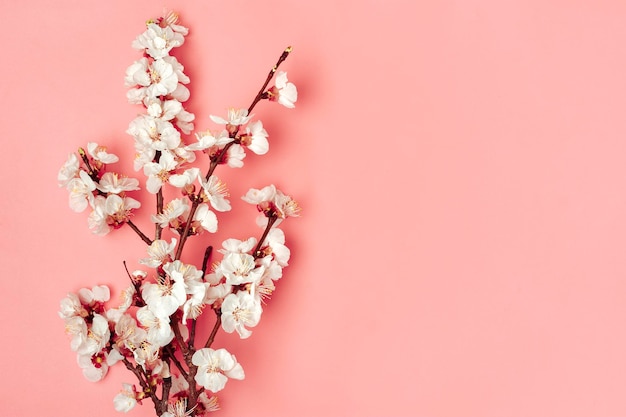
[2,1,626,416]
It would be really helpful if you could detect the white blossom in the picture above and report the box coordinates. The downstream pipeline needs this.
[113,383,138,412]
[132,23,185,59]
[97,172,140,194]
[87,142,119,164]
[270,71,297,108]
[67,171,96,212]
[221,291,262,339]
[199,175,231,212]
[192,348,244,393]
[209,108,252,126]
[136,306,175,347]
[58,153,79,187]
[241,120,269,155]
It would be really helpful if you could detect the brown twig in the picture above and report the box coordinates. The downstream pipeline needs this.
[127,220,153,245]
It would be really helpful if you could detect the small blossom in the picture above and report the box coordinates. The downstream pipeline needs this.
[87,142,119,164]
[88,194,141,235]
[199,175,231,212]
[58,153,79,187]
[169,167,200,189]
[192,203,218,233]
[192,348,244,393]
[143,150,179,193]
[209,108,252,127]
[151,198,189,230]
[67,171,96,212]
[97,172,140,194]
[136,306,175,347]
[139,238,177,268]
[221,291,262,339]
[113,383,138,413]
[242,184,301,219]
[239,120,269,155]
[268,71,297,108]
[133,23,185,59]
[219,252,264,286]
[141,275,187,318]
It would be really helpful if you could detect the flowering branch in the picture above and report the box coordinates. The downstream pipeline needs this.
[58,11,301,417]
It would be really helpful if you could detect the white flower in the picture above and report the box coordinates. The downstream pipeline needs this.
[162,398,194,417]
[136,306,175,347]
[151,198,189,229]
[128,115,181,152]
[265,228,290,266]
[146,59,179,98]
[169,167,200,189]
[209,108,252,126]
[269,71,297,108]
[59,292,88,320]
[97,172,140,194]
[113,313,147,352]
[124,57,150,88]
[226,143,246,168]
[192,348,244,393]
[242,184,301,220]
[77,285,110,306]
[240,120,269,155]
[219,237,257,255]
[132,339,160,368]
[192,203,218,233]
[132,23,185,59]
[139,238,177,268]
[199,175,231,212]
[175,108,195,134]
[87,194,141,235]
[58,153,79,187]
[169,83,190,102]
[219,253,264,286]
[87,142,119,164]
[197,392,220,413]
[186,129,232,151]
[221,291,262,339]
[147,98,182,120]
[67,171,96,212]
[77,313,110,356]
[143,150,178,194]
[141,276,186,318]
[162,260,203,289]
[64,316,88,352]
[182,285,206,321]
[77,349,122,382]
[241,184,276,205]
[113,383,138,412]
[163,56,190,84]
[203,270,233,307]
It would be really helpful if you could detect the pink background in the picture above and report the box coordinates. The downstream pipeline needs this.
[2,1,626,416]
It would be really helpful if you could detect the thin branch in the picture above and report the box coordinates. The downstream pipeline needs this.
[253,216,278,258]
[165,345,189,379]
[247,46,293,113]
[155,188,164,240]
[122,357,160,413]
[204,310,222,349]
[127,220,153,245]
[201,246,213,278]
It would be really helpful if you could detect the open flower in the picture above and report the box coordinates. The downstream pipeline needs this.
[221,291,262,339]
[113,383,138,412]
[58,153,79,187]
[192,348,244,393]
[210,108,252,127]
[268,71,297,108]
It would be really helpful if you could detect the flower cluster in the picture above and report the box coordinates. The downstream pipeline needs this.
[58,12,300,417]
